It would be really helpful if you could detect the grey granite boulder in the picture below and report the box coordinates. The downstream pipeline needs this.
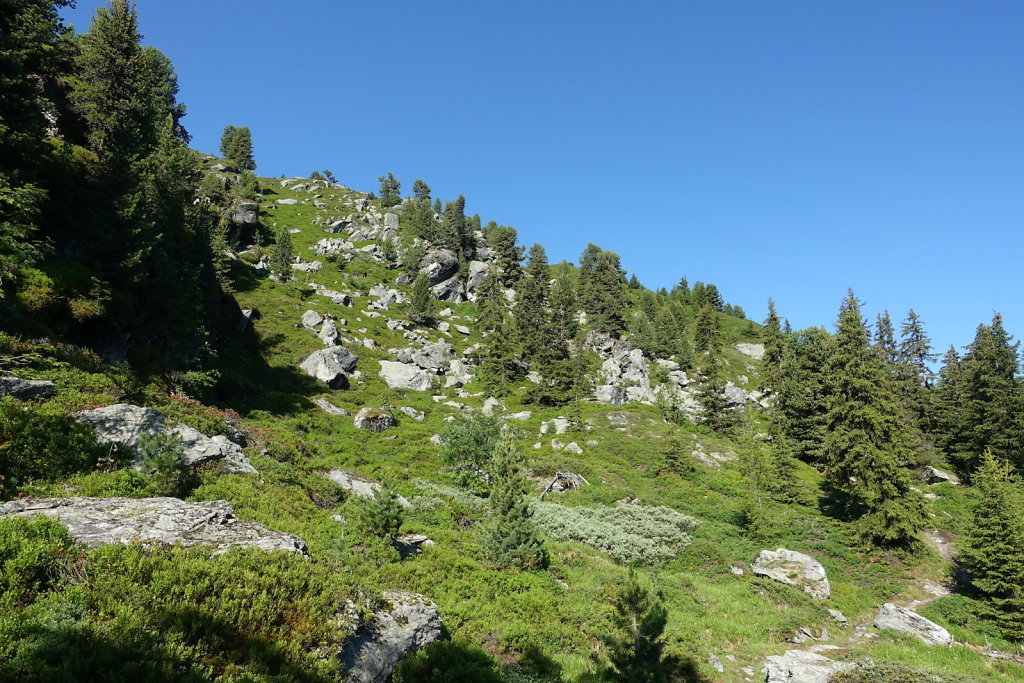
[735,343,766,360]
[353,407,396,432]
[314,398,349,416]
[0,376,55,400]
[431,276,465,303]
[378,361,432,391]
[595,384,627,406]
[418,249,459,285]
[231,202,259,225]
[0,497,306,555]
[873,603,953,646]
[763,650,855,683]
[340,590,442,683]
[76,404,256,474]
[325,470,411,507]
[300,347,358,388]
[465,260,490,296]
[302,309,324,329]
[752,548,831,599]
[920,465,960,485]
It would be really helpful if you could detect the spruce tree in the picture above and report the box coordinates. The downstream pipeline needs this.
[945,314,1023,475]
[873,310,897,367]
[693,306,718,355]
[935,345,964,456]
[269,228,293,281]
[475,269,507,335]
[478,427,547,570]
[601,570,697,682]
[377,172,401,207]
[822,291,925,548]
[549,265,578,339]
[220,125,255,170]
[408,272,434,324]
[411,178,431,200]
[514,243,552,363]
[486,224,521,285]
[759,298,785,395]
[960,450,1024,642]
[776,327,831,462]
[588,250,627,334]
[479,315,520,396]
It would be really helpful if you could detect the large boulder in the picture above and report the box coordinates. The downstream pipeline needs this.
[752,548,831,599]
[353,407,397,432]
[410,342,451,370]
[302,309,324,329]
[378,361,432,391]
[300,347,358,388]
[595,385,627,406]
[231,201,259,225]
[0,376,55,400]
[465,260,490,296]
[315,237,355,255]
[0,497,306,555]
[76,404,256,474]
[763,650,856,683]
[431,275,465,303]
[920,465,960,486]
[340,591,443,683]
[418,249,459,285]
[873,603,953,646]
[735,343,766,360]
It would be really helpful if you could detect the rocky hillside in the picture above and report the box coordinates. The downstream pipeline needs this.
[2,161,1022,683]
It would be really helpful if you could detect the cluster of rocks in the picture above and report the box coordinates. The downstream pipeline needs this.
[75,403,257,475]
[297,309,361,388]
[378,339,477,392]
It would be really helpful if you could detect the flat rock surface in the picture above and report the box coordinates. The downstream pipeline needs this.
[763,649,855,683]
[0,497,307,555]
[873,603,953,646]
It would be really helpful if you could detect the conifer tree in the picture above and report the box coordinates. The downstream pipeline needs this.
[478,427,547,570]
[411,178,431,200]
[776,327,831,462]
[873,310,897,367]
[705,283,724,312]
[485,224,521,286]
[601,570,697,682]
[269,228,293,281]
[475,269,507,335]
[549,266,579,339]
[759,298,785,395]
[408,272,434,324]
[693,306,718,355]
[822,291,925,548]
[220,125,255,170]
[377,172,401,207]
[672,276,691,305]
[587,250,627,334]
[894,309,939,450]
[945,314,1023,475]
[960,450,1024,642]
[514,243,552,363]
[935,345,964,455]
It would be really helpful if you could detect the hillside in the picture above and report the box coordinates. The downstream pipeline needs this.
[3,3,1024,682]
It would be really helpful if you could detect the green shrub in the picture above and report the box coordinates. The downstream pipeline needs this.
[135,431,190,496]
[532,502,697,566]
[832,659,975,683]
[394,640,502,682]
[0,516,80,606]
[0,397,107,495]
[438,413,501,492]
[348,489,404,539]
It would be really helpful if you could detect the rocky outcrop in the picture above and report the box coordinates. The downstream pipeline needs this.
[0,376,55,400]
[75,404,256,474]
[378,361,432,391]
[752,548,831,599]
[325,470,412,508]
[231,201,259,225]
[300,347,359,388]
[353,407,396,432]
[465,260,490,297]
[340,591,443,683]
[763,650,855,683]
[594,385,627,406]
[873,603,953,646]
[920,465,960,485]
[735,343,765,360]
[419,249,459,285]
[431,276,465,303]
[0,497,306,555]
[314,237,355,255]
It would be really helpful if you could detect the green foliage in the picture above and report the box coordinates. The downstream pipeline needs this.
[349,488,406,539]
[378,171,401,207]
[269,228,293,280]
[578,245,626,335]
[959,450,1024,641]
[479,427,548,571]
[409,272,435,323]
[438,412,501,491]
[532,502,696,566]
[759,298,785,394]
[395,640,501,682]
[411,178,431,200]
[823,291,925,548]
[0,398,107,495]
[600,569,701,682]
[0,516,79,607]
[135,430,189,496]
[219,125,255,170]
[238,170,260,200]
[832,660,975,683]
[776,326,831,461]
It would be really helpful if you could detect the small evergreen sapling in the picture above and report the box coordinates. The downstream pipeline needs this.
[269,228,293,281]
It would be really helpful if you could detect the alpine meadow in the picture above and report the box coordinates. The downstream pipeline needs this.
[2,2,1024,682]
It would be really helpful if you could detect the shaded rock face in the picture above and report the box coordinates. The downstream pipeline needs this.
[0,376,55,400]
[353,408,396,432]
[75,404,256,474]
[419,249,459,285]
[920,465,960,486]
[232,201,259,225]
[378,361,432,391]
[340,591,443,683]
[0,497,307,555]
[300,347,359,388]
[752,548,831,599]
[431,275,465,303]
[873,603,953,646]
[763,650,856,683]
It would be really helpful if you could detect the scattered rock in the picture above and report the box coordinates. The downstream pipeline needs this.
[707,653,724,673]
[789,625,829,644]
[540,471,590,498]
[0,497,306,555]
[541,417,570,435]
[399,406,425,421]
[607,412,629,425]
[595,384,627,406]
[454,324,470,335]
[0,376,55,400]
[302,309,324,329]
[76,404,256,474]
[276,198,298,205]
[752,548,831,599]
[482,397,504,416]
[873,603,953,646]
[315,398,349,416]
[735,343,766,360]
[319,318,340,346]
[763,650,855,683]
[291,260,323,273]
[325,470,411,507]
[339,591,443,683]
[300,347,359,388]
[505,410,532,421]
[353,407,396,432]
[378,361,432,391]
[828,608,849,626]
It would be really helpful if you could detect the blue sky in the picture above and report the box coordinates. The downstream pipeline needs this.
[62,1,1024,355]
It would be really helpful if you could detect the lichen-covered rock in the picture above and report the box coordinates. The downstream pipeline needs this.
[300,347,358,388]
[0,497,306,555]
[752,548,831,599]
[873,603,953,646]
[75,404,256,474]
[378,361,432,391]
[339,591,442,682]
[763,650,855,683]
[595,384,627,406]
[0,376,55,400]
[325,470,411,508]
[353,407,396,432]
[431,275,465,303]
[735,342,766,360]
[315,398,349,416]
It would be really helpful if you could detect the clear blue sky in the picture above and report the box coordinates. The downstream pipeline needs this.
[62,1,1024,356]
